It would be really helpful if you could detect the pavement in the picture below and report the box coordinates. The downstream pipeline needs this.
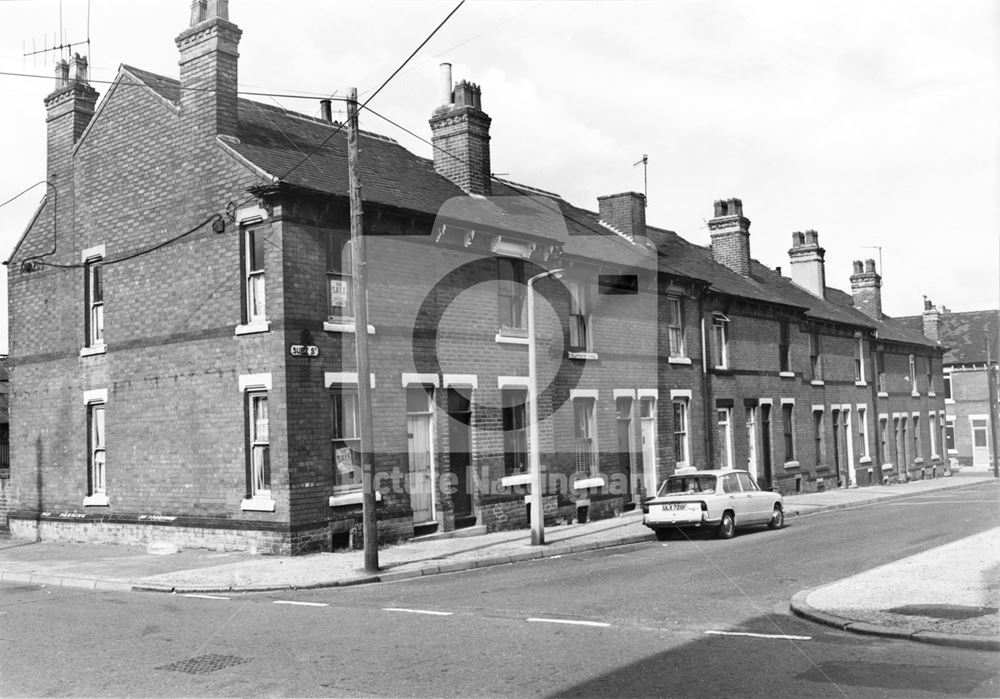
[1,469,998,651]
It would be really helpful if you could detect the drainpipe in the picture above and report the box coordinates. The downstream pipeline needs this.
[699,293,715,468]
[869,331,882,483]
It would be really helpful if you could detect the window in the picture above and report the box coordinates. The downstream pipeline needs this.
[813,410,825,465]
[925,357,933,394]
[332,387,361,492]
[779,322,791,373]
[929,413,938,458]
[809,332,823,381]
[573,397,598,475]
[908,354,917,393]
[716,407,733,469]
[879,417,890,464]
[502,388,528,475]
[857,407,869,459]
[672,400,689,466]
[327,234,354,320]
[248,393,271,497]
[497,258,526,332]
[945,417,956,451]
[567,280,591,351]
[244,225,267,322]
[876,351,887,393]
[712,314,729,369]
[782,403,796,461]
[88,402,106,498]
[854,337,865,382]
[85,259,104,347]
[943,372,952,400]
[667,297,685,357]
[913,416,921,460]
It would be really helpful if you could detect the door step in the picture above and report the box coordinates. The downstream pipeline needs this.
[412,521,439,538]
[410,525,488,542]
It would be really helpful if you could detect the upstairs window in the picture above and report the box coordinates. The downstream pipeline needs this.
[779,321,791,372]
[854,337,865,382]
[925,357,934,394]
[712,314,729,369]
[667,297,685,357]
[497,258,526,333]
[876,351,887,392]
[567,280,591,352]
[943,372,952,400]
[327,234,354,321]
[85,259,104,348]
[244,225,267,323]
[809,332,823,381]
[908,354,917,393]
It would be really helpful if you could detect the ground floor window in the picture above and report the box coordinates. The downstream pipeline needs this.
[247,393,270,497]
[574,397,598,475]
[88,402,106,497]
[502,389,528,475]
[332,387,361,492]
[672,400,689,466]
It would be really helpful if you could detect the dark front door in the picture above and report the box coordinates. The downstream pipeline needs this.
[448,389,473,518]
[760,404,773,490]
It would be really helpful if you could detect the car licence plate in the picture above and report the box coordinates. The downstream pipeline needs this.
[661,503,687,511]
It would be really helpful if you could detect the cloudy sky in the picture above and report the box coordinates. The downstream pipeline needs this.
[0,0,996,352]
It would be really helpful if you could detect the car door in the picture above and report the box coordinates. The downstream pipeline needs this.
[737,471,769,523]
[721,472,752,523]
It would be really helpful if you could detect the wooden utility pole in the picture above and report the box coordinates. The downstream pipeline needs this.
[347,87,379,572]
[988,335,999,479]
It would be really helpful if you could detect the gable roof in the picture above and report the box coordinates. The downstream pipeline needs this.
[897,309,1000,364]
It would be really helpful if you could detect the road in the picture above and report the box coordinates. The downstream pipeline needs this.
[1,484,998,697]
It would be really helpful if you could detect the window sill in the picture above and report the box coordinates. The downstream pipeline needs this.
[567,351,599,360]
[500,473,532,487]
[810,380,825,386]
[495,333,529,346]
[573,477,606,489]
[911,392,920,398]
[947,449,958,455]
[667,356,692,365]
[83,494,109,507]
[877,392,889,398]
[859,456,872,464]
[80,344,106,357]
[927,392,936,398]
[324,321,376,334]
[945,399,955,405]
[881,463,894,471]
[783,460,800,469]
[779,371,796,378]
[329,490,382,507]
[855,380,867,387]
[235,320,271,335]
[241,497,275,512]
[914,457,924,465]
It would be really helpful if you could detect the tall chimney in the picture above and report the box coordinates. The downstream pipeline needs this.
[708,198,751,276]
[429,69,492,196]
[598,192,646,240]
[922,296,941,342]
[44,53,98,183]
[850,259,883,320]
[175,0,241,139]
[788,229,826,298]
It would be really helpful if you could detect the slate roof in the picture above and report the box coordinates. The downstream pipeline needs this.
[897,309,1000,364]
[120,65,936,348]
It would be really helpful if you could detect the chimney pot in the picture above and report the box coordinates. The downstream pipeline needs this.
[320,99,332,122]
[429,69,492,195]
[70,53,89,84]
[853,260,864,274]
[54,59,69,89]
[864,259,876,273]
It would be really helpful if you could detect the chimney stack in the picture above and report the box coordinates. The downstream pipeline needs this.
[598,192,646,240]
[850,259,883,320]
[922,296,941,342]
[708,198,752,276]
[175,0,242,139]
[44,52,98,182]
[788,229,826,298]
[429,67,492,195]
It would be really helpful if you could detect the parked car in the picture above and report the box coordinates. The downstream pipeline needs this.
[642,469,783,540]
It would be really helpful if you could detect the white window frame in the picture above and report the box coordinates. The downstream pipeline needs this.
[908,354,918,396]
[248,392,271,497]
[567,279,593,353]
[854,336,866,385]
[83,392,108,507]
[239,374,275,511]
[856,405,870,461]
[716,406,734,469]
[945,416,957,454]
[929,412,938,459]
[497,257,527,335]
[672,398,690,467]
[943,371,953,403]
[244,224,267,324]
[501,387,529,476]
[712,313,729,369]
[667,296,685,358]
[809,332,823,383]
[327,233,355,320]
[573,396,599,476]
[331,384,362,495]
[781,400,796,463]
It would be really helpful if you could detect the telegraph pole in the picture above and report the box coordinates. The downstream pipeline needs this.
[988,335,999,479]
[347,87,379,572]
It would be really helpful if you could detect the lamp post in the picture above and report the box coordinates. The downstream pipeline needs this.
[528,268,564,546]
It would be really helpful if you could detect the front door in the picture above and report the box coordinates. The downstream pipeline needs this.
[831,409,842,486]
[407,387,435,524]
[640,397,658,497]
[447,389,473,520]
[745,406,758,481]
[972,418,989,467]
[760,404,773,490]
[616,397,636,500]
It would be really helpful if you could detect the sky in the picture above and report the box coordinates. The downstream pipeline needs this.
[0,0,997,353]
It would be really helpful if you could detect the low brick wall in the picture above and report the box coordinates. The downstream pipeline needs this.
[479,494,560,532]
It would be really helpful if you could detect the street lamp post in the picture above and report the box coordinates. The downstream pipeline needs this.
[528,268,564,546]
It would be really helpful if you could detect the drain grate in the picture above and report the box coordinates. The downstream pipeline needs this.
[886,604,998,620]
[155,654,250,675]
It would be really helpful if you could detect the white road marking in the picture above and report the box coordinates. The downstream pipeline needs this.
[382,607,453,616]
[706,630,811,640]
[527,617,611,628]
[273,600,329,607]
[182,594,230,600]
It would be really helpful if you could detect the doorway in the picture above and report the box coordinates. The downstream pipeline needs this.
[447,389,474,524]
[407,386,436,524]
[616,397,637,501]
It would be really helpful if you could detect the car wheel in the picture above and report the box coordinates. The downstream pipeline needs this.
[768,506,784,530]
[654,529,672,541]
[717,511,735,539]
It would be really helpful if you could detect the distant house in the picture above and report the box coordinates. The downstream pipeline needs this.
[900,303,999,468]
[1,2,945,554]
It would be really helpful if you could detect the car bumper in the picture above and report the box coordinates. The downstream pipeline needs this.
[643,512,722,529]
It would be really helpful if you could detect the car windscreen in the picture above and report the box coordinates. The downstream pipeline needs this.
[658,475,716,496]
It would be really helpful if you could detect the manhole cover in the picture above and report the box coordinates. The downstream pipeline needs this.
[886,604,998,620]
[155,654,250,675]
